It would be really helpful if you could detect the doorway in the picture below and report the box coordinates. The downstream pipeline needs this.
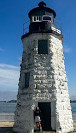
[38,102,51,131]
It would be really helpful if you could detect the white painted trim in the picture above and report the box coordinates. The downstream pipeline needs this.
[32,16,42,22]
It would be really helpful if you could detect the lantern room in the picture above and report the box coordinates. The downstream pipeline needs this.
[28,1,56,33]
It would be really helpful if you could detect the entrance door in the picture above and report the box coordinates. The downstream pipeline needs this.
[38,102,51,131]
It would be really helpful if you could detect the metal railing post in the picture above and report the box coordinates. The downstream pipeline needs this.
[23,23,24,35]
[54,18,62,34]
[23,20,30,35]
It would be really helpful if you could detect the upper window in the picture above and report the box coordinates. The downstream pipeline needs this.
[25,72,30,88]
[33,16,41,22]
[38,40,48,54]
[43,15,51,21]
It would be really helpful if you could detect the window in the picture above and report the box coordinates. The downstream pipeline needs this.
[43,15,51,21]
[33,16,41,22]
[25,72,30,88]
[38,40,48,54]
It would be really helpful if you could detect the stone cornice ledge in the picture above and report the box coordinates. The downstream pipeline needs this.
[21,30,63,40]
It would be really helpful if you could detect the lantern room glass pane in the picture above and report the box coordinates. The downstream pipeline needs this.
[38,40,48,54]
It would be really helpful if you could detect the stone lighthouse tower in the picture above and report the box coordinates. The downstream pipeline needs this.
[14,1,73,133]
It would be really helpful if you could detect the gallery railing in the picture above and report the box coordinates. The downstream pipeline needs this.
[23,19,62,35]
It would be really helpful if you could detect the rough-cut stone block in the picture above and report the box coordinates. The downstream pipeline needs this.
[14,33,73,133]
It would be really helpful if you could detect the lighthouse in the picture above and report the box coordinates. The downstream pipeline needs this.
[14,1,73,133]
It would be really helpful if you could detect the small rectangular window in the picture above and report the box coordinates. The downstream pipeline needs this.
[43,15,51,21]
[25,72,30,88]
[38,40,48,54]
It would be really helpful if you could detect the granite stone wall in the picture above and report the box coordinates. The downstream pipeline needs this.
[13,33,73,133]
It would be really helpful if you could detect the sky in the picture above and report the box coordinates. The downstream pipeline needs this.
[0,0,76,99]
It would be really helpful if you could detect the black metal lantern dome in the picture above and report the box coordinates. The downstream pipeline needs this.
[28,1,56,33]
[28,1,56,18]
[22,1,62,39]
